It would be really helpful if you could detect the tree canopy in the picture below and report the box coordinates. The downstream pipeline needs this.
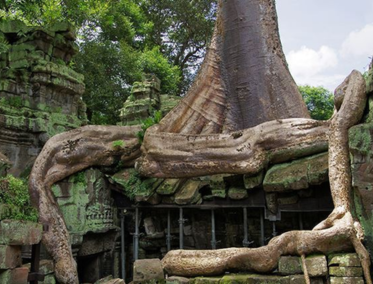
[298,85,334,120]
[0,0,216,124]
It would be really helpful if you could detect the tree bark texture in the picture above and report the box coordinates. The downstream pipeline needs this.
[27,0,372,283]
[29,125,141,284]
[160,70,371,284]
[136,119,328,178]
[158,0,309,135]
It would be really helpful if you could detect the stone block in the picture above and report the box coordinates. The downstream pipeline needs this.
[243,172,263,189]
[211,189,226,198]
[228,187,248,200]
[330,277,364,284]
[279,256,302,275]
[133,258,164,283]
[9,59,30,69]
[289,277,323,284]
[0,245,22,269]
[167,276,190,284]
[289,275,324,284]
[156,179,181,195]
[0,219,43,245]
[220,274,289,284]
[175,180,203,205]
[328,253,361,267]
[302,255,327,277]
[289,275,305,284]
[329,266,363,277]
[0,267,29,284]
[94,275,125,284]
[263,153,328,192]
[191,277,220,284]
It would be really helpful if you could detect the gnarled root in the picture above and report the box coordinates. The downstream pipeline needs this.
[162,213,371,283]
[29,125,141,284]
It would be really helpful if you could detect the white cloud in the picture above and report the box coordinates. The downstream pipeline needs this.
[340,24,373,57]
[286,45,340,90]
[294,74,346,91]
[286,45,338,78]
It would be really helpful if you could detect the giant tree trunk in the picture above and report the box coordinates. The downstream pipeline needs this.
[28,1,372,283]
[158,0,309,134]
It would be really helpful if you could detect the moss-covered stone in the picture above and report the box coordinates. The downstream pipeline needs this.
[328,253,361,267]
[0,21,86,174]
[302,255,327,277]
[330,277,364,284]
[52,169,118,235]
[220,274,289,284]
[349,124,372,156]
[211,189,227,199]
[243,172,263,190]
[349,122,373,261]
[190,277,221,284]
[278,256,302,275]
[0,267,29,283]
[0,219,42,245]
[227,187,248,200]
[175,180,203,205]
[263,153,328,192]
[156,179,182,195]
[166,276,190,284]
[329,266,363,277]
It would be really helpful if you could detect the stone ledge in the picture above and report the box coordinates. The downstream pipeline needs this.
[0,219,42,246]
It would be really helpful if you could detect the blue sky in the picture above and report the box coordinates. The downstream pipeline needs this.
[276,0,373,91]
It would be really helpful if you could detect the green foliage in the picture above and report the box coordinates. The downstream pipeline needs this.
[137,110,163,143]
[0,175,38,222]
[139,47,181,95]
[0,35,10,55]
[1,0,215,124]
[138,0,216,93]
[112,140,125,149]
[298,85,334,120]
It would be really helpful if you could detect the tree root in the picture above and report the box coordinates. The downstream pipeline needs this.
[29,125,141,284]
[301,255,310,284]
[162,212,371,283]
[137,118,329,178]
[28,70,372,284]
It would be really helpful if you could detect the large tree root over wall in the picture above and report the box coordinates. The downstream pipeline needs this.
[158,70,371,284]
[27,0,372,282]
[28,71,372,284]
[29,125,141,284]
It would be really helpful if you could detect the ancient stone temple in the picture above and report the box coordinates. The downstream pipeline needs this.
[1,16,373,284]
[119,74,181,126]
[0,20,86,175]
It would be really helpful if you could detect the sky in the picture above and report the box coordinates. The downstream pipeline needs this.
[276,0,373,92]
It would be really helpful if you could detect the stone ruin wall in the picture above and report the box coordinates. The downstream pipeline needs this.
[0,18,373,283]
[0,20,86,176]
